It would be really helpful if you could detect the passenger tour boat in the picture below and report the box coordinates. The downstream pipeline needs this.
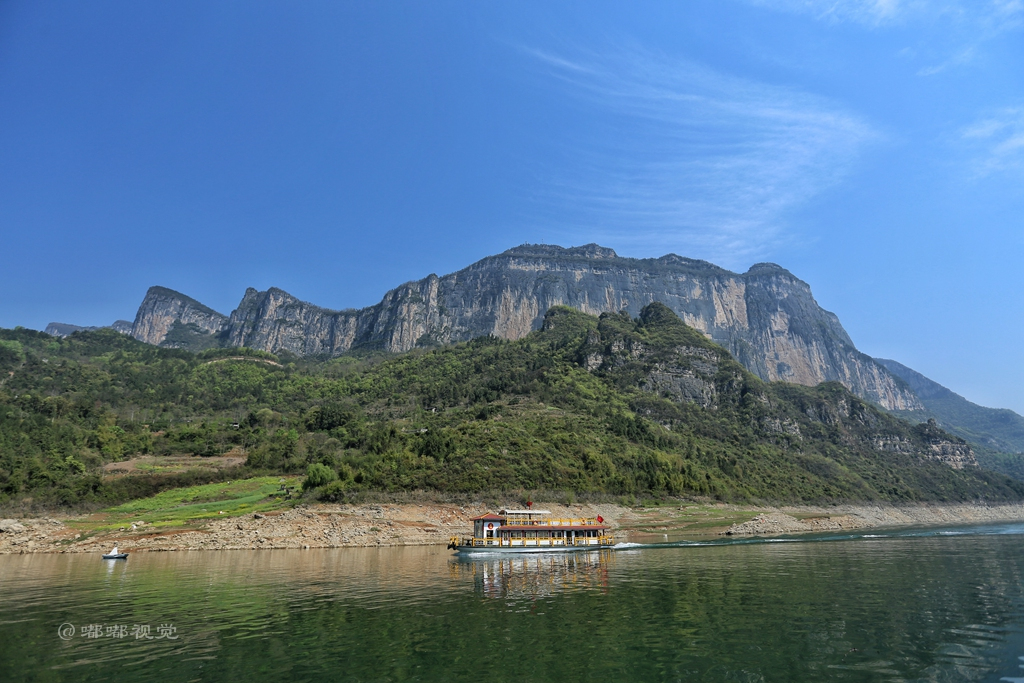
[448,508,613,553]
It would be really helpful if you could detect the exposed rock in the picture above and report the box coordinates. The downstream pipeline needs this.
[645,366,717,408]
[725,513,817,535]
[760,417,802,437]
[877,357,1024,455]
[915,419,979,469]
[724,512,871,536]
[0,519,26,533]
[126,244,922,410]
[926,441,976,469]
[129,286,228,347]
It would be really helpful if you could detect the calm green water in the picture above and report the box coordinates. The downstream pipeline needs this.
[3,525,1024,682]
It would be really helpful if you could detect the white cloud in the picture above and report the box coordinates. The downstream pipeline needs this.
[746,0,1023,76]
[749,0,1019,75]
[523,47,878,267]
[915,45,976,75]
[746,0,1022,26]
[962,107,1024,174]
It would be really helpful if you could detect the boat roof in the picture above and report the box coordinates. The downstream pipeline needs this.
[501,525,609,531]
[471,513,505,521]
[500,509,552,515]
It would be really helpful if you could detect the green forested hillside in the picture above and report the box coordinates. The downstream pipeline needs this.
[1,304,1022,509]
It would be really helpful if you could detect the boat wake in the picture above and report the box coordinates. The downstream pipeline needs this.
[607,522,1024,552]
[611,542,645,550]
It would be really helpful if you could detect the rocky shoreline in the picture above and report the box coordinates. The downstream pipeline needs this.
[0,503,628,554]
[721,502,1024,536]
[2,502,1024,554]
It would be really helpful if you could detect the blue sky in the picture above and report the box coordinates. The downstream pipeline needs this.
[0,1,1021,412]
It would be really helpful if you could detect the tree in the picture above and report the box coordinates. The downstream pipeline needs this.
[303,463,337,490]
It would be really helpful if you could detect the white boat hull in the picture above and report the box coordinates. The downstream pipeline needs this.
[453,543,613,554]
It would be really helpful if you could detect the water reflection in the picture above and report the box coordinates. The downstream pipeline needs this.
[450,550,613,600]
[4,526,1024,682]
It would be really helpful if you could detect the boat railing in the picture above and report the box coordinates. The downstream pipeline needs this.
[461,535,613,548]
[501,516,605,527]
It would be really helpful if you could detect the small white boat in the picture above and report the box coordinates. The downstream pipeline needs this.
[102,545,128,560]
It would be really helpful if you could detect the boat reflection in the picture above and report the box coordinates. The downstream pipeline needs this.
[450,549,613,599]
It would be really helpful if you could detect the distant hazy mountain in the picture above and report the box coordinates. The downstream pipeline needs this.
[122,244,922,411]
[876,359,1024,455]
[44,320,133,337]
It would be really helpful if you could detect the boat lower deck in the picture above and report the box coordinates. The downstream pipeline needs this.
[452,537,614,553]
[454,543,614,554]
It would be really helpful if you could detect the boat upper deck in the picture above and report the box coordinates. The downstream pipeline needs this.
[470,510,608,529]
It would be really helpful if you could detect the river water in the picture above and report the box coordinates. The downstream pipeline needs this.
[3,524,1024,682]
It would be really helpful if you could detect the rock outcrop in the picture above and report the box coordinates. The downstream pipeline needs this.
[129,286,228,347]
[125,244,922,410]
[877,358,1024,455]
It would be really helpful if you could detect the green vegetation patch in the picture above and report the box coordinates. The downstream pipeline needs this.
[69,476,301,532]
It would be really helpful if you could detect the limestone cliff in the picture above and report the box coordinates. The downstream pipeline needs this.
[126,244,922,410]
[129,287,228,348]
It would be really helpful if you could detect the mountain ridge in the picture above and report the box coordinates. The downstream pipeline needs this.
[877,358,1024,455]
[108,243,922,413]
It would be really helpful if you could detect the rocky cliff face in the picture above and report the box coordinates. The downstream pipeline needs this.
[126,244,922,410]
[129,287,228,348]
[872,420,978,469]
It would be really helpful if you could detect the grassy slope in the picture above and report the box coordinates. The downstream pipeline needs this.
[68,476,302,534]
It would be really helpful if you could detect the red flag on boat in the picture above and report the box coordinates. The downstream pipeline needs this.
[527,500,533,508]
[597,515,604,523]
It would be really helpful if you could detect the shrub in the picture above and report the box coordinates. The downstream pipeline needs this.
[317,479,349,502]
[303,463,337,490]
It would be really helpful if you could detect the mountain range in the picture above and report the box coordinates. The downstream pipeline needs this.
[44,243,1022,465]
[10,302,1023,506]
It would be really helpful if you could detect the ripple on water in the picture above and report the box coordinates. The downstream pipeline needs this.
[2,525,1024,682]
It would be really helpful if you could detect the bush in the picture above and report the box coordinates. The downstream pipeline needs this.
[317,479,349,502]
[303,463,337,490]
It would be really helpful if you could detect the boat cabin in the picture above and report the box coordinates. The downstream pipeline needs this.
[463,509,611,549]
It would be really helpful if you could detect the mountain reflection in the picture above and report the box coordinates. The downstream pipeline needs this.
[6,528,1024,682]
[450,550,612,600]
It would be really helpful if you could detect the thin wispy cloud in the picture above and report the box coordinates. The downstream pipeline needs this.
[523,47,877,266]
[746,0,1023,76]
[961,106,1024,175]
[915,45,976,76]
[746,0,1023,27]
[746,0,909,26]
